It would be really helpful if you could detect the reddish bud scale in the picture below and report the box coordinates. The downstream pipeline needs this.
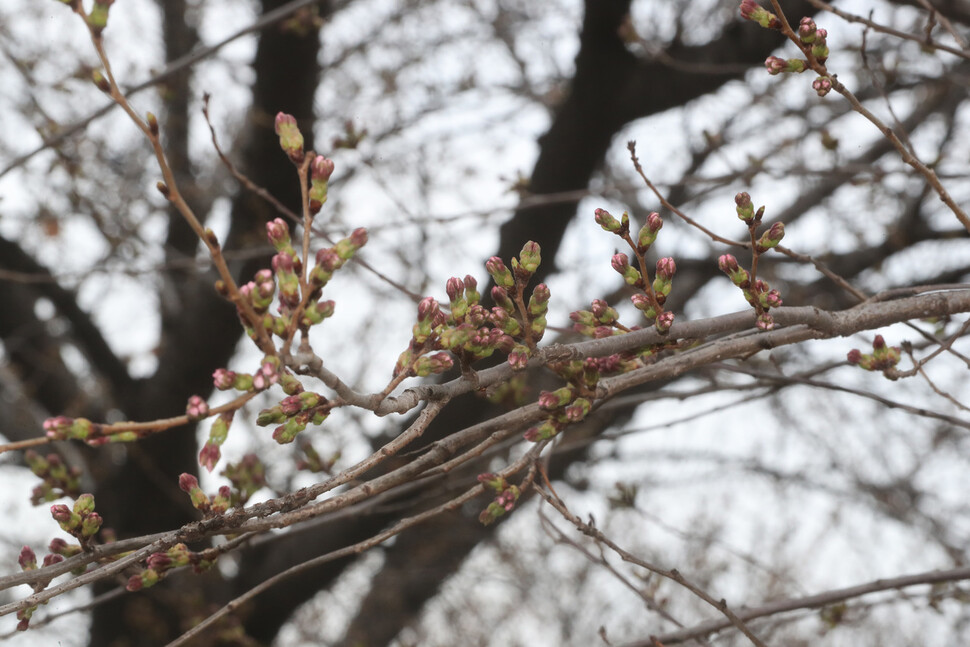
[92,69,110,92]
[146,112,159,136]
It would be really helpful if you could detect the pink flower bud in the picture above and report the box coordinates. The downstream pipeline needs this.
[186,395,209,421]
[179,473,199,493]
[518,241,541,274]
[594,208,622,233]
[311,156,335,181]
[655,310,674,333]
[739,0,781,29]
[813,76,833,97]
[656,257,676,280]
[42,554,63,568]
[274,112,305,163]
[266,218,290,249]
[718,254,739,273]
[765,55,787,75]
[611,253,629,273]
[445,277,464,302]
[198,443,221,473]
[18,546,36,571]
[798,16,817,43]
[486,257,514,288]
[213,368,237,390]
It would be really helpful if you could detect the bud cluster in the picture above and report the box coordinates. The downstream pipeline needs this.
[126,543,215,592]
[14,538,79,631]
[589,208,676,334]
[743,5,832,96]
[395,242,549,378]
[257,388,333,445]
[522,354,641,443]
[42,415,140,446]
[49,493,103,545]
[719,193,786,330]
[178,473,231,515]
[25,451,82,505]
[477,473,522,525]
[847,335,902,379]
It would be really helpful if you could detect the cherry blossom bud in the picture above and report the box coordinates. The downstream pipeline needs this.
[147,553,172,572]
[756,313,775,330]
[765,56,788,75]
[179,473,209,511]
[51,504,81,533]
[637,212,663,251]
[87,0,114,36]
[813,76,833,97]
[594,208,622,233]
[656,257,676,281]
[185,395,209,421]
[798,17,817,43]
[539,387,574,410]
[81,512,102,538]
[524,420,559,442]
[508,345,529,370]
[564,398,592,422]
[413,352,455,377]
[74,493,95,517]
[739,0,781,29]
[611,253,641,286]
[463,275,480,304]
[847,349,862,365]
[528,283,551,317]
[312,155,335,181]
[309,156,336,214]
[589,299,614,324]
[43,554,63,568]
[757,221,785,250]
[518,241,541,275]
[486,257,515,289]
[274,112,305,163]
[18,546,37,571]
[146,112,159,137]
[92,69,110,93]
[213,368,237,390]
[198,443,220,473]
[446,277,464,302]
[655,310,674,334]
[570,310,596,328]
[266,218,290,250]
[43,416,74,440]
[812,40,829,64]
[252,359,279,390]
[477,473,505,490]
